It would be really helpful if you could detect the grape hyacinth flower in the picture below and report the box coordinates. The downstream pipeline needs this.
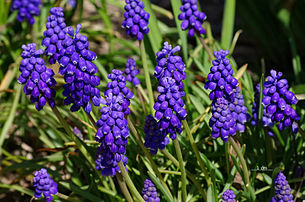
[178,0,207,37]
[144,115,169,155]
[221,189,236,202]
[11,0,41,25]
[142,179,160,202]
[59,24,101,113]
[122,0,150,41]
[18,43,56,111]
[42,7,67,64]
[33,168,58,202]
[252,70,299,135]
[209,98,236,142]
[232,87,250,133]
[95,70,133,176]
[124,58,140,87]
[204,49,238,102]
[153,42,187,140]
[271,172,294,202]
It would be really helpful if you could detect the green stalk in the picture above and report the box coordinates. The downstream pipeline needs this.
[173,139,187,201]
[182,120,211,186]
[196,33,214,60]
[228,137,250,186]
[127,117,172,197]
[140,40,154,114]
[162,149,206,200]
[116,174,133,202]
[221,0,236,50]
[117,161,145,202]
[225,141,230,176]
[138,84,149,104]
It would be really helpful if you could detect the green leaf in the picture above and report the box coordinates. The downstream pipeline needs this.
[221,0,236,50]
[206,185,215,202]
[148,171,174,202]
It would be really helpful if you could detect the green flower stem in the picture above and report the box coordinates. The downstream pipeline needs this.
[225,142,230,175]
[127,117,172,197]
[117,161,145,202]
[51,106,96,168]
[116,173,133,202]
[173,138,187,201]
[196,32,214,60]
[182,120,211,186]
[140,40,154,114]
[136,87,147,115]
[228,137,250,186]
[86,112,98,130]
[162,149,206,200]
[138,84,149,104]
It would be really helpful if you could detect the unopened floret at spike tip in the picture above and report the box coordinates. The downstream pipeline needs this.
[42,7,67,64]
[252,69,299,135]
[271,172,294,202]
[11,0,41,25]
[122,0,150,41]
[178,0,207,37]
[222,189,236,202]
[58,24,101,113]
[144,115,169,155]
[142,179,160,202]
[124,58,140,87]
[153,42,187,143]
[205,49,250,142]
[33,168,58,202]
[95,70,133,176]
[18,43,57,111]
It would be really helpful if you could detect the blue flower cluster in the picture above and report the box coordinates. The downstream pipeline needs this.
[124,58,140,87]
[144,115,169,155]
[271,172,294,202]
[95,70,133,176]
[222,189,236,202]
[178,0,207,37]
[42,7,67,64]
[122,0,150,41]
[11,0,41,25]
[18,43,56,111]
[58,24,101,113]
[153,42,187,140]
[252,70,299,135]
[142,179,160,202]
[205,50,249,142]
[33,168,58,202]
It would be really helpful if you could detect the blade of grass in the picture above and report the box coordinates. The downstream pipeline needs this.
[221,0,236,50]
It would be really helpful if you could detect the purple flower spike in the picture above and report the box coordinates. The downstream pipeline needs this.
[18,43,56,111]
[58,24,101,113]
[122,0,150,41]
[95,70,133,176]
[252,69,299,135]
[153,42,187,142]
[271,172,294,202]
[124,58,140,87]
[11,0,41,25]
[178,0,207,37]
[42,7,67,64]
[142,179,160,202]
[205,49,249,142]
[33,168,58,202]
[222,189,236,202]
[144,115,169,155]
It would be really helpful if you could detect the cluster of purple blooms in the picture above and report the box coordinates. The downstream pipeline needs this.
[18,43,56,111]
[221,189,236,202]
[252,70,299,135]
[144,42,187,154]
[41,7,67,64]
[205,49,249,142]
[178,0,207,37]
[11,0,41,25]
[58,24,101,113]
[124,58,140,87]
[142,179,160,202]
[95,70,133,176]
[271,172,294,202]
[33,168,58,202]
[122,0,150,41]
